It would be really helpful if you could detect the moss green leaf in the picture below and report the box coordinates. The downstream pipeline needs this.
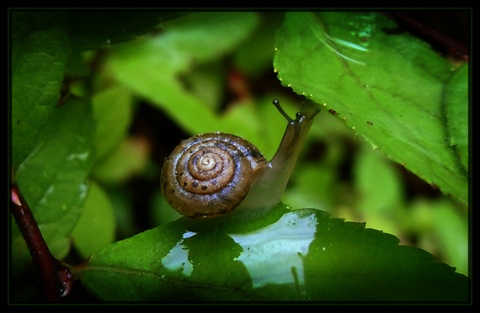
[13,98,95,275]
[76,205,468,302]
[11,12,70,170]
[273,12,468,204]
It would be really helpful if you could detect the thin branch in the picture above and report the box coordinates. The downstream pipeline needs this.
[11,184,73,302]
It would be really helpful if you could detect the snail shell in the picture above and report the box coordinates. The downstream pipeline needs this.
[161,132,268,218]
[161,99,320,220]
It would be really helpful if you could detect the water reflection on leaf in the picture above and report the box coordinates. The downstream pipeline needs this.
[230,212,317,291]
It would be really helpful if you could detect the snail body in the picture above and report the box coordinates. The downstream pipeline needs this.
[161,100,320,220]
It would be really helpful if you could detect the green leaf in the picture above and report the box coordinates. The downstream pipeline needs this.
[13,98,95,274]
[353,143,406,235]
[91,136,151,184]
[430,200,468,276]
[91,86,133,162]
[67,11,185,51]
[273,12,468,204]
[71,181,116,259]
[443,63,469,173]
[182,61,227,112]
[409,198,468,277]
[76,205,468,302]
[106,12,301,160]
[11,12,70,170]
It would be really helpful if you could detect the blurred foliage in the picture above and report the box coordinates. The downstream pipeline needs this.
[10,10,469,303]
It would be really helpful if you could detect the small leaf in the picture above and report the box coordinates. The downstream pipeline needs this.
[92,86,133,162]
[273,12,468,204]
[71,181,116,259]
[353,143,406,235]
[13,98,95,273]
[431,200,468,276]
[91,136,151,184]
[76,205,468,302]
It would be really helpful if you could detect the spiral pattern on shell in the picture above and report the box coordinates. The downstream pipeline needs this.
[161,132,268,218]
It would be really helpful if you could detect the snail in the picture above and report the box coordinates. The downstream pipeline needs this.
[161,99,320,220]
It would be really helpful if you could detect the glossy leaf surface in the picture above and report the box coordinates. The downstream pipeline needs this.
[76,205,468,302]
[273,12,468,204]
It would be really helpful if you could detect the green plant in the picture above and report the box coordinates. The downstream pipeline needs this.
[10,10,469,303]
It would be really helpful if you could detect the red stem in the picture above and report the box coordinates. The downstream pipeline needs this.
[11,184,72,302]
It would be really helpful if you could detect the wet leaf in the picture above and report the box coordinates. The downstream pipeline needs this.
[273,12,468,204]
[76,205,469,302]
[13,98,95,274]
